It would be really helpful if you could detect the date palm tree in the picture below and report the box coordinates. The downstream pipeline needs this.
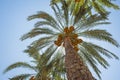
[21,0,119,80]
[3,46,65,80]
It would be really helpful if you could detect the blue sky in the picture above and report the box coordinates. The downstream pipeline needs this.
[0,0,120,80]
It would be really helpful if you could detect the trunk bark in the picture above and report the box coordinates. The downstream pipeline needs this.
[64,37,95,80]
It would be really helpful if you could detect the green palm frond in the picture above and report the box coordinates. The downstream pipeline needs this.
[79,47,101,79]
[31,36,56,50]
[86,42,119,59]
[28,11,56,23]
[28,11,62,31]
[45,52,65,80]
[34,21,62,32]
[35,45,65,80]
[51,5,65,29]
[9,74,32,80]
[78,29,119,47]
[21,27,58,41]
[3,62,36,74]
[24,46,40,61]
[37,44,57,70]
[75,13,110,30]
[98,0,119,9]
[60,0,69,26]
[92,1,108,17]
[81,42,110,68]
[41,44,58,65]
[74,6,92,25]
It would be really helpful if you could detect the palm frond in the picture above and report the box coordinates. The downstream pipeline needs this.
[9,74,32,80]
[3,62,35,74]
[50,0,60,5]
[81,42,110,69]
[24,46,40,61]
[75,13,109,30]
[28,11,55,23]
[51,5,65,29]
[41,44,58,65]
[78,45,101,79]
[60,0,69,26]
[31,36,55,50]
[34,21,62,32]
[86,42,119,59]
[92,1,108,18]
[98,0,119,9]
[74,4,92,25]
[27,11,63,31]
[78,29,120,47]
[21,27,58,41]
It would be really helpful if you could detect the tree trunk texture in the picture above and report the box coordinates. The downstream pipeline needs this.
[64,37,95,80]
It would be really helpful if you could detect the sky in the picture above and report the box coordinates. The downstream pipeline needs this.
[0,0,120,80]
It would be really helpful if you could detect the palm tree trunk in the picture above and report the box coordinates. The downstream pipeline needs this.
[64,37,95,80]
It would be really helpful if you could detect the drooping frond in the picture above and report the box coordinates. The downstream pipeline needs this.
[92,1,108,18]
[40,44,58,66]
[9,74,32,80]
[28,11,56,23]
[81,42,110,68]
[28,11,63,31]
[35,45,65,80]
[3,62,36,74]
[30,36,56,50]
[34,21,62,32]
[97,0,119,9]
[78,47,101,79]
[78,29,120,47]
[21,26,58,41]
[86,42,119,60]
[24,46,40,61]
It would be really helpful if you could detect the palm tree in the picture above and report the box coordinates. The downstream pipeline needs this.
[21,0,119,80]
[3,46,66,80]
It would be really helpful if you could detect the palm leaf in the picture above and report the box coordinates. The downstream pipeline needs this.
[98,0,119,9]
[24,46,40,61]
[75,13,109,30]
[78,29,120,47]
[27,11,63,31]
[31,36,55,50]
[86,42,119,59]
[78,45,101,79]
[92,1,108,18]
[21,27,58,41]
[74,5,92,25]
[81,42,110,69]
[9,74,32,80]
[51,5,65,29]
[60,0,69,26]
[3,62,36,74]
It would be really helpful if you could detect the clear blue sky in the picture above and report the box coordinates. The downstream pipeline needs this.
[0,0,120,80]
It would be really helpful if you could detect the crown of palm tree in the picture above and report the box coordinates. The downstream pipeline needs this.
[50,0,119,17]
[20,0,119,79]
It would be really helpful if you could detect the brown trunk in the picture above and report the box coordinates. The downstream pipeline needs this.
[64,37,95,80]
